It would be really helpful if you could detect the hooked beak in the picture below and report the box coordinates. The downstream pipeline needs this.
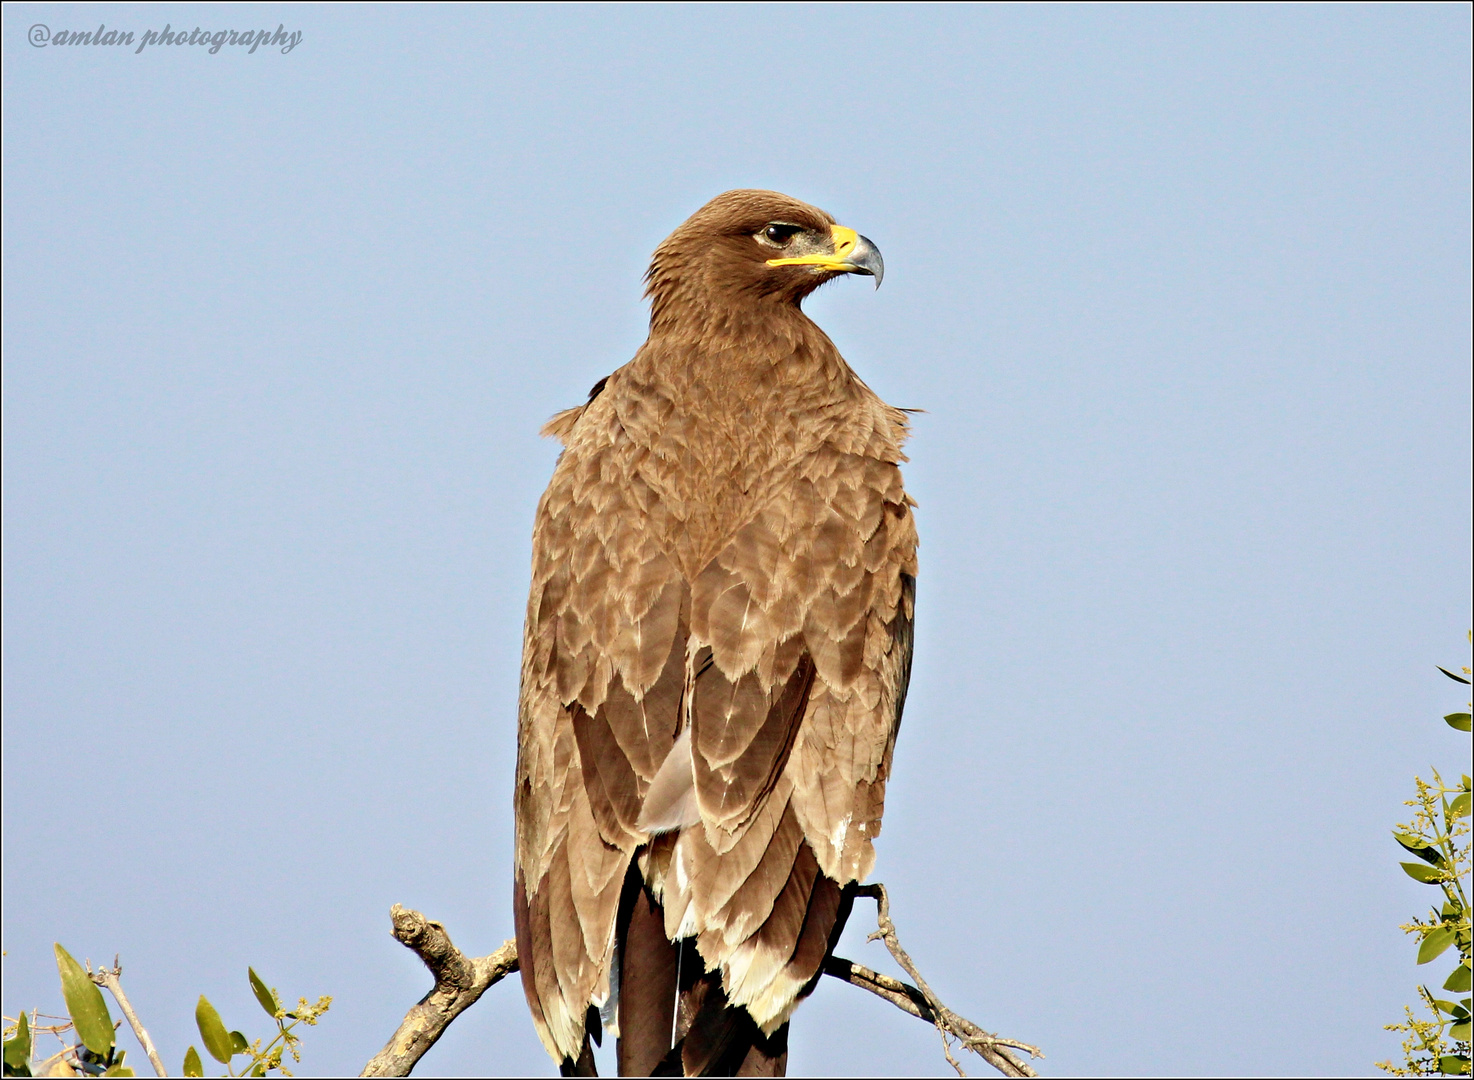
[767,225,885,288]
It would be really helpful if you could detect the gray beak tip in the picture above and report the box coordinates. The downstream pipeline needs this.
[851,233,884,289]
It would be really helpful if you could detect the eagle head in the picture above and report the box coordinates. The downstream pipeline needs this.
[645,189,883,328]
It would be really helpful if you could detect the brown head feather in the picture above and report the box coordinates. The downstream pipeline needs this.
[645,189,842,331]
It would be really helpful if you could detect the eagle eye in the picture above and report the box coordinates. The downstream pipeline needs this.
[761,223,802,246]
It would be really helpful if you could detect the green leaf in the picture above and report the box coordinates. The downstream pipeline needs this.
[3,1010,32,1071]
[2,1041,33,1074]
[1436,1056,1469,1076]
[248,967,279,1019]
[1433,998,1461,1014]
[250,1064,265,1077]
[1395,833,1445,865]
[1450,1022,1472,1043]
[1438,666,1471,685]
[1451,793,1472,820]
[1446,712,1473,732]
[1453,967,1474,994]
[182,1046,203,1078]
[1419,926,1457,965]
[54,944,114,1055]
[100,1065,134,1077]
[1402,861,1444,883]
[195,996,234,1064]
[230,1032,249,1055]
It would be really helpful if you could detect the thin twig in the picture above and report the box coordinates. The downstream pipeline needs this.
[822,955,933,1020]
[33,1048,81,1076]
[850,882,1042,1078]
[360,905,518,1077]
[90,959,168,1077]
[821,957,1040,1059]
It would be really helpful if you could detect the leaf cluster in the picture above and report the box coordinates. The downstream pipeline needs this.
[2,950,329,1079]
[182,969,331,1078]
[3,946,134,1076]
[1378,645,1473,1077]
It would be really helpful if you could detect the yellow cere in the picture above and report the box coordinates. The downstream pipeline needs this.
[829,226,858,257]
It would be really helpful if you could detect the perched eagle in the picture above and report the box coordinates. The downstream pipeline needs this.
[514,190,918,1077]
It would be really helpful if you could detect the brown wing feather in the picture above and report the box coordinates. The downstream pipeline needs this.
[644,410,915,1036]
[688,642,814,847]
[516,384,693,1063]
[572,701,646,841]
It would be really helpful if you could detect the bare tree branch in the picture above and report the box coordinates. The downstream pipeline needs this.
[361,905,518,1078]
[89,959,168,1077]
[847,882,1042,1078]
[366,888,1039,1078]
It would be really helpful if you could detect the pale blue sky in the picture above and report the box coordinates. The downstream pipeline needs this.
[3,4,1470,1076]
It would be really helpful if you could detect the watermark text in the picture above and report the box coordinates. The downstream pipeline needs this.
[29,23,302,55]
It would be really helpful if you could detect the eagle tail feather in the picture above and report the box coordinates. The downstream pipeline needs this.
[612,857,858,1076]
[660,961,788,1077]
[616,863,681,1076]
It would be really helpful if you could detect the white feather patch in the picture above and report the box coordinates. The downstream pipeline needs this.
[638,725,702,834]
[830,812,853,854]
